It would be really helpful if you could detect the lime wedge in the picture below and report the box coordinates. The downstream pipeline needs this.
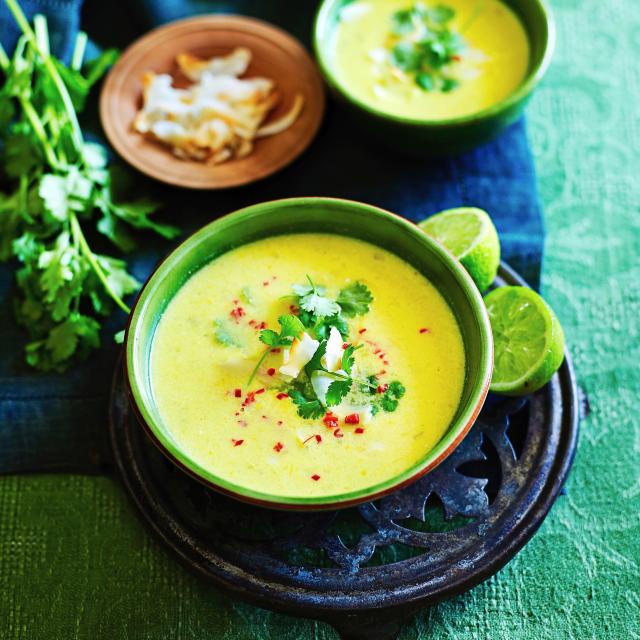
[485,286,565,396]
[418,207,500,292]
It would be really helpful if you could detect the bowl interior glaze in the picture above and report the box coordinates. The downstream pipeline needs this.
[126,198,493,509]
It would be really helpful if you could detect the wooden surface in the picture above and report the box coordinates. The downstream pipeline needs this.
[100,15,326,189]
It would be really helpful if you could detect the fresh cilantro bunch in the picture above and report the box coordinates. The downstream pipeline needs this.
[0,1,179,371]
[389,2,464,93]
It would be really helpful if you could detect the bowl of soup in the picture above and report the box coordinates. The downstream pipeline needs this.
[125,197,493,510]
[314,0,555,153]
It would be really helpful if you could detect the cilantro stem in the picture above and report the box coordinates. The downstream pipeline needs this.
[247,346,270,387]
[71,32,87,71]
[69,213,131,314]
[4,0,84,152]
[0,41,9,70]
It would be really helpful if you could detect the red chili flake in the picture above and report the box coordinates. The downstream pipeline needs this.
[262,415,268,420]
[289,304,299,313]
[354,427,365,434]
[342,342,349,349]
[232,439,244,447]
[235,412,240,416]
[248,319,256,327]
[263,280,270,286]
[267,368,276,376]
[311,474,321,481]
[358,328,367,334]
[234,388,242,398]
[383,360,390,365]
[255,388,265,394]
[377,384,389,394]
[379,369,387,376]
[378,353,385,359]
[230,306,245,322]
[242,391,256,407]
[345,413,360,425]
[373,348,382,355]
[452,54,461,61]
[303,434,322,446]
[323,413,339,429]
[277,420,284,426]
[273,442,284,453]
[258,321,267,330]
[333,428,344,438]
[276,392,289,400]
[271,348,281,353]
[419,327,431,334]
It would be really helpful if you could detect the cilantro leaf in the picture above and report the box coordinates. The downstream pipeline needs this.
[337,282,373,317]
[341,344,358,375]
[325,378,352,407]
[259,329,281,347]
[304,340,327,377]
[379,380,406,413]
[294,277,340,318]
[278,314,305,340]
[289,389,325,420]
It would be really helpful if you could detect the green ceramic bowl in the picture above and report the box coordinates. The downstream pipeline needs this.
[125,197,493,510]
[313,0,555,154]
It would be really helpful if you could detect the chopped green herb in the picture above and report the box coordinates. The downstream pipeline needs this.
[388,3,464,93]
[379,380,407,413]
[214,319,241,347]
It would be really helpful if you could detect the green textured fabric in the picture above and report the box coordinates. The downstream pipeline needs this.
[2,0,639,637]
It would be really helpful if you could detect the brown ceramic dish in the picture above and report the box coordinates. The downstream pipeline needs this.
[100,15,325,189]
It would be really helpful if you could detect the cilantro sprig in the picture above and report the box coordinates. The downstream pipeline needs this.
[388,2,464,93]
[247,314,304,385]
[0,1,179,371]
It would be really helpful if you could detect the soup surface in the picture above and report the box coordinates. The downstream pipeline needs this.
[151,234,465,499]
[332,0,530,120]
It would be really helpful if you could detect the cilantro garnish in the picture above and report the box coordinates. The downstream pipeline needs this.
[388,3,464,93]
[260,314,305,347]
[289,388,325,420]
[248,314,304,385]
[379,381,406,412]
[325,379,352,407]
[293,276,341,318]
[0,3,179,371]
[337,282,373,318]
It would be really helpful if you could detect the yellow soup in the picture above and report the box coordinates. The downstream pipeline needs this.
[151,234,465,498]
[333,0,530,120]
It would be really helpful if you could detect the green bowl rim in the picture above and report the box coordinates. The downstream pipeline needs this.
[312,0,556,127]
[125,197,493,510]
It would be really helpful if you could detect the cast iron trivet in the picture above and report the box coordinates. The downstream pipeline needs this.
[109,263,579,640]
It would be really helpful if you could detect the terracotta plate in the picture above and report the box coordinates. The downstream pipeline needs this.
[100,15,325,189]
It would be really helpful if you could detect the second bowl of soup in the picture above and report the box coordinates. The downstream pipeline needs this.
[314,0,555,152]
[126,197,493,509]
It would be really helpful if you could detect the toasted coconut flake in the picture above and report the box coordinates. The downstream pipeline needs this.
[134,48,303,164]
[256,94,304,137]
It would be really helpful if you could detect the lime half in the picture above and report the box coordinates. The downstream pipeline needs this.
[418,207,500,292]
[485,286,565,396]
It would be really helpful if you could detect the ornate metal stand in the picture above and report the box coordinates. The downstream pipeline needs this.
[109,264,579,640]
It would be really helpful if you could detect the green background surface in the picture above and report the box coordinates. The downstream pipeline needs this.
[2,0,639,637]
